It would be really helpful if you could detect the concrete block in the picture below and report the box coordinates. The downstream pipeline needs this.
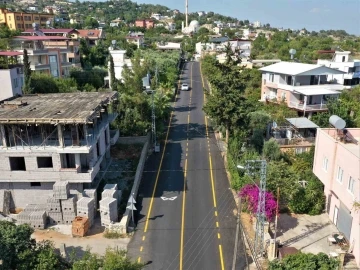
[48,211,63,225]
[17,211,30,223]
[104,183,118,190]
[47,196,61,212]
[53,181,70,200]
[29,211,47,229]
[61,196,76,213]
[63,212,76,224]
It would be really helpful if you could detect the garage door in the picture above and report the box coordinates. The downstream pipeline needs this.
[337,203,352,240]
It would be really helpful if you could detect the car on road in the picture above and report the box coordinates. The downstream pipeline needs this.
[181,83,189,91]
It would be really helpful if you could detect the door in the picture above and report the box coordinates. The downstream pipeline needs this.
[337,203,352,240]
[333,206,338,225]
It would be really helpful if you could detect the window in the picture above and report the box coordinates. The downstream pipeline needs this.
[322,156,328,171]
[49,55,59,77]
[342,56,346,62]
[269,73,274,82]
[347,177,355,194]
[295,148,304,154]
[38,55,42,64]
[30,182,41,187]
[34,17,39,20]
[336,166,343,183]
[16,16,20,20]
[9,157,26,171]
[8,15,11,21]
[37,157,53,168]
[60,154,76,169]
[13,78,18,88]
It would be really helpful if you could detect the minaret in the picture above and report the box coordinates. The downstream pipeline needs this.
[185,0,188,27]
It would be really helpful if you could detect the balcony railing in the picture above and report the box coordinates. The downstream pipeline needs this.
[288,101,328,111]
[274,137,316,146]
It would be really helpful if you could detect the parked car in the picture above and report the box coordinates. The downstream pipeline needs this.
[181,83,189,91]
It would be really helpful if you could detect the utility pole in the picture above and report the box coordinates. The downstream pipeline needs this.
[273,187,280,258]
[185,0,188,27]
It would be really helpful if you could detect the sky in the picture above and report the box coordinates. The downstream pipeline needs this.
[100,0,360,35]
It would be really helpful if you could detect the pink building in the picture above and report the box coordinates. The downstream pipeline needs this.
[313,128,360,267]
[259,62,346,116]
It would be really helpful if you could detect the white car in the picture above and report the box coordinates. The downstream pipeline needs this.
[181,83,189,91]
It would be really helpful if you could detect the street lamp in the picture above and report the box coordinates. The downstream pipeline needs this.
[111,40,116,50]
[237,160,267,257]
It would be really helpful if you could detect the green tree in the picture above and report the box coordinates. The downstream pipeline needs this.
[30,73,59,94]
[84,17,99,28]
[102,249,144,270]
[269,252,339,270]
[23,49,32,94]
[263,139,282,161]
[109,54,116,90]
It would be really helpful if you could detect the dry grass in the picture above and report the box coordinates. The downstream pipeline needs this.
[110,144,143,160]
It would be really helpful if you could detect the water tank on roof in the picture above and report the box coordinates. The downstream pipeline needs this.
[329,115,346,129]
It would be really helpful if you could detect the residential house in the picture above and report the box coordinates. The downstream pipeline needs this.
[77,29,105,46]
[110,18,122,27]
[28,5,39,12]
[253,21,261,28]
[259,62,346,116]
[270,117,318,154]
[135,19,154,29]
[125,32,144,48]
[0,51,23,101]
[43,6,54,14]
[317,51,360,88]
[106,48,132,87]
[11,35,74,78]
[0,92,119,209]
[0,8,54,31]
[151,13,161,20]
[197,11,205,16]
[173,9,180,14]
[21,28,81,68]
[313,127,360,268]
[157,42,181,51]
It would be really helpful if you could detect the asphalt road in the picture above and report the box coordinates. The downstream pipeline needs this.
[128,61,249,270]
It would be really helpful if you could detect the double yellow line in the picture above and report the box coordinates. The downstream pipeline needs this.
[201,63,225,270]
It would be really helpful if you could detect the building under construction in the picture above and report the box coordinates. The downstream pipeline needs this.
[0,91,119,210]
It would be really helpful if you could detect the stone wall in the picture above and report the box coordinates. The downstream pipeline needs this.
[117,135,148,145]
[118,133,151,233]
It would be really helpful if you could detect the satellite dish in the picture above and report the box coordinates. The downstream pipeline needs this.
[289,48,296,59]
[329,115,346,130]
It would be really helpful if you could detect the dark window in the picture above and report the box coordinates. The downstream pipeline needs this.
[342,56,345,62]
[9,157,26,171]
[37,157,53,168]
[60,154,76,168]
[30,182,41,187]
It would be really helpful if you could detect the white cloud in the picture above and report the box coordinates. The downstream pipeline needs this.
[309,7,320,13]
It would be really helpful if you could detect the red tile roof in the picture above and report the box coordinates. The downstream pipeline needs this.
[22,28,77,34]
[0,51,23,56]
[77,29,102,39]
[13,36,70,41]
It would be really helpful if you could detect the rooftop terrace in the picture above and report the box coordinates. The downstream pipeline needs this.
[0,92,118,124]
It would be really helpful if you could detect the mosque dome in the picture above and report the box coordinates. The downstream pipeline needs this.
[189,20,200,27]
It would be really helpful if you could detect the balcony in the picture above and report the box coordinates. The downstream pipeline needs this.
[265,80,344,92]
[288,101,328,111]
[30,63,50,70]
[61,61,72,67]
[274,137,316,146]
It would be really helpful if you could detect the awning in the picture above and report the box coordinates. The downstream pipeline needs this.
[294,88,340,96]
[286,118,319,129]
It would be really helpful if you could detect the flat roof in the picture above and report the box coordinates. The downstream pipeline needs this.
[0,51,23,56]
[12,36,70,41]
[286,117,319,129]
[22,28,77,34]
[259,62,346,76]
[294,88,340,96]
[0,92,118,124]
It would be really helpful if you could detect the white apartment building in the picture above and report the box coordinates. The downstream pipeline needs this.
[259,62,346,116]
[106,49,132,88]
[253,21,261,28]
[317,51,360,88]
[0,51,24,102]
[0,92,119,209]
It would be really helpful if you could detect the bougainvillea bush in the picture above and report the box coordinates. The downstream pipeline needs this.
[239,184,277,221]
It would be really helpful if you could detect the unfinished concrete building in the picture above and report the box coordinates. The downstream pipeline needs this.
[0,91,119,210]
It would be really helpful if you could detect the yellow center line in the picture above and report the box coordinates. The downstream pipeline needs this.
[219,245,225,270]
[180,158,188,270]
[138,257,141,263]
[180,62,193,270]
[140,246,143,252]
[218,233,221,239]
[216,221,219,228]
[143,63,185,233]
[142,236,145,241]
[215,211,217,216]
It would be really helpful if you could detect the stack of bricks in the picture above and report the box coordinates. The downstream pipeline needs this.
[83,189,97,217]
[77,197,95,227]
[72,216,90,237]
[53,181,70,200]
[18,204,47,229]
[99,197,118,226]
[102,184,122,208]
[47,195,62,225]
[61,196,77,224]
